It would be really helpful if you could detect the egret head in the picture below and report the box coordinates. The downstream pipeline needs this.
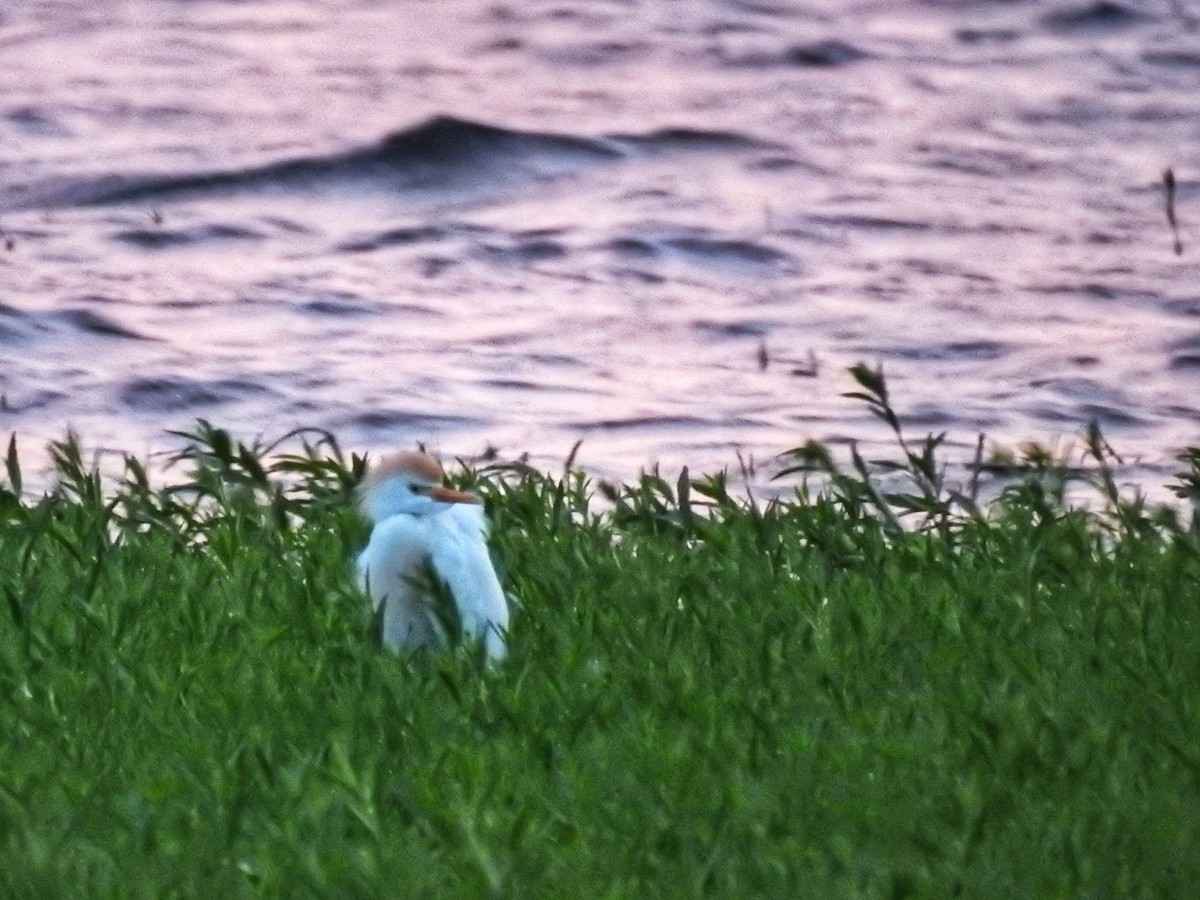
[359,451,482,523]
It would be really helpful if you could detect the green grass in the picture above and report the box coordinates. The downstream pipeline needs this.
[1,387,1199,898]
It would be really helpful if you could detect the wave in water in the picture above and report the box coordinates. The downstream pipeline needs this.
[10,116,764,211]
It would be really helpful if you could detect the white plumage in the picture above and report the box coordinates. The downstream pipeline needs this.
[356,451,509,661]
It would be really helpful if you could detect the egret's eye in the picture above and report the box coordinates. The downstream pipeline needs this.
[409,484,423,494]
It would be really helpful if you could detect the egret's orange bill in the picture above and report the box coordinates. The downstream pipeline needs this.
[427,486,483,504]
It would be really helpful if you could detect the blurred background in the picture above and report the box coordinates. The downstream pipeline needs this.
[0,0,1196,493]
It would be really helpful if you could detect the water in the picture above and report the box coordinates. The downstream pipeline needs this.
[1,0,1198,494]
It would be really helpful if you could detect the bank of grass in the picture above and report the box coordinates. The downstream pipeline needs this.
[1,378,1199,897]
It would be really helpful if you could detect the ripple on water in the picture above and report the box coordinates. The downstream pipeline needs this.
[1143,49,1200,67]
[1041,1,1152,32]
[478,236,568,265]
[56,308,153,340]
[0,388,66,414]
[0,303,28,343]
[721,39,871,69]
[337,225,445,254]
[808,213,933,232]
[1168,354,1200,372]
[1027,376,1149,427]
[1170,332,1200,354]
[666,236,789,266]
[609,126,767,152]
[607,232,790,271]
[863,340,1012,363]
[955,28,1021,45]
[346,409,483,431]
[0,304,152,343]
[783,40,871,68]
[112,223,264,249]
[299,297,378,317]
[3,105,67,136]
[567,414,758,431]
[692,319,774,339]
[119,376,270,413]
[902,404,1007,430]
[17,116,624,212]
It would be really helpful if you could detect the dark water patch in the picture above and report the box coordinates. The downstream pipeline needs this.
[747,155,827,175]
[530,352,587,368]
[120,376,268,413]
[900,405,967,429]
[667,236,789,266]
[902,258,998,281]
[480,36,523,53]
[55,308,152,340]
[479,377,588,393]
[867,340,1011,363]
[722,39,870,68]
[378,116,618,167]
[808,213,933,232]
[1129,105,1200,127]
[4,105,67,136]
[113,228,193,249]
[920,145,1051,179]
[1169,332,1200,353]
[257,215,316,235]
[698,17,765,38]
[337,225,444,254]
[569,415,731,431]
[1033,282,1121,300]
[73,293,129,307]
[513,238,567,261]
[537,39,650,67]
[784,40,870,67]
[301,297,377,317]
[1169,354,1200,371]
[154,297,215,310]
[955,28,1021,45]
[113,223,263,249]
[607,232,789,268]
[481,378,541,391]
[419,256,457,278]
[610,267,669,284]
[474,330,541,349]
[346,409,482,430]
[205,224,263,240]
[0,304,152,343]
[479,236,568,265]
[1084,231,1129,245]
[1041,1,1151,32]
[0,320,26,343]
[1165,298,1200,317]
[672,235,785,262]
[1030,376,1108,393]
[692,319,773,338]
[1018,97,1123,129]
[1143,49,1200,67]
[609,126,768,152]
[608,237,659,259]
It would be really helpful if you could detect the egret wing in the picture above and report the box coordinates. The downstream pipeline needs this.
[357,515,444,650]
[428,503,510,660]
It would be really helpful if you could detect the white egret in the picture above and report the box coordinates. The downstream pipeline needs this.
[356,451,509,661]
